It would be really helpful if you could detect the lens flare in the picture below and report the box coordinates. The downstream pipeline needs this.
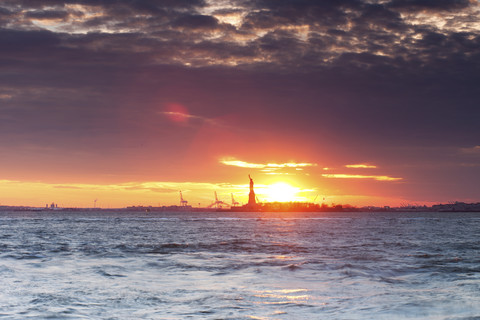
[164,103,189,123]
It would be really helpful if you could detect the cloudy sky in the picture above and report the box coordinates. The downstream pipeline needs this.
[0,0,479,207]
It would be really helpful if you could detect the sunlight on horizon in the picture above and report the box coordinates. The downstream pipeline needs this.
[259,182,302,203]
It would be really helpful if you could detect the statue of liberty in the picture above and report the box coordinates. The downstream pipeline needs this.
[248,175,256,206]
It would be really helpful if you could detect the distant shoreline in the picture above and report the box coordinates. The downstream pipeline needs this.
[1,201,480,213]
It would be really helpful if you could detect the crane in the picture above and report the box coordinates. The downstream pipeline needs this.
[231,193,239,206]
[207,191,229,208]
[179,191,188,207]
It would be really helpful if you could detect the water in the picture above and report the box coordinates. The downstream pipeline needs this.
[1,211,479,319]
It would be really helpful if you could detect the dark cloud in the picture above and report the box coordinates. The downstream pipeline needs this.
[388,0,472,11]
[242,0,356,29]
[248,0,363,12]
[0,7,14,27]
[0,29,60,52]
[172,14,220,30]
[0,7,13,16]
[0,0,477,72]
[1,0,206,10]
[114,0,205,13]
[25,9,70,20]
[354,4,404,31]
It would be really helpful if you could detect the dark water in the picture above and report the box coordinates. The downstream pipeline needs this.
[1,211,479,319]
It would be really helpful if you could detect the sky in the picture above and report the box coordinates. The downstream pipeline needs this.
[0,0,479,208]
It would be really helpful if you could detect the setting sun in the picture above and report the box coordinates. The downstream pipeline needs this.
[260,182,301,203]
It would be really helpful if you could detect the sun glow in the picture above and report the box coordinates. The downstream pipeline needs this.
[260,182,301,202]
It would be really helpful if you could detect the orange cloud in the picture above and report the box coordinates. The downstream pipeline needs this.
[160,103,222,127]
[220,159,266,168]
[220,158,316,169]
[0,93,12,100]
[322,174,402,181]
[345,164,377,169]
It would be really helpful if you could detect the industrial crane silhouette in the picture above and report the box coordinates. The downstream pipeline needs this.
[231,193,239,207]
[208,191,229,208]
[179,191,188,207]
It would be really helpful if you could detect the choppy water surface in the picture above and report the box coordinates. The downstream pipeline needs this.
[1,211,479,319]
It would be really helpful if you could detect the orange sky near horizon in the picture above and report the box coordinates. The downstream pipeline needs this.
[0,152,415,208]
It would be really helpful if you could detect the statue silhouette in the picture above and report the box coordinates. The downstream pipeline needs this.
[248,175,256,206]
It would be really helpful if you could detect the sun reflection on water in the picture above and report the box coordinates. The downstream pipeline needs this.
[252,288,311,305]
[272,255,294,260]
